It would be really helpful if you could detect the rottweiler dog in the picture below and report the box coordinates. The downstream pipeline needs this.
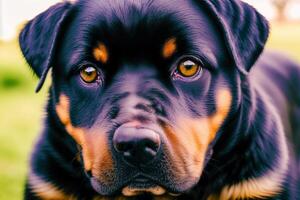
[19,0,300,199]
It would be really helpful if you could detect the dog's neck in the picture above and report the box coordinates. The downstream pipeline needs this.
[199,78,290,199]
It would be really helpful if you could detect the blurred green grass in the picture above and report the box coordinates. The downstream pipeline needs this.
[0,41,48,200]
[0,23,300,200]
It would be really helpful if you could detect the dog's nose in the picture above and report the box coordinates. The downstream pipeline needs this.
[113,126,161,165]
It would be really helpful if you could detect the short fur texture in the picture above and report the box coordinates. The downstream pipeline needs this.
[19,0,300,199]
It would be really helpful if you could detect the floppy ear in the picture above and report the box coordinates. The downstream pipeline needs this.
[19,2,73,92]
[199,0,269,74]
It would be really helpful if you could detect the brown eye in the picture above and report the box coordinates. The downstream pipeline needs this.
[177,59,201,77]
[80,66,98,83]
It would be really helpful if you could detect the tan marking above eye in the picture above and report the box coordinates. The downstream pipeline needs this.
[162,38,177,58]
[93,43,109,63]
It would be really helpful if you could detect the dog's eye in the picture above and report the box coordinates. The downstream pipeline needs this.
[80,66,99,83]
[177,59,202,78]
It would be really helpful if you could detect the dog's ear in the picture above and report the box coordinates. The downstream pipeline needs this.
[199,0,269,74]
[19,2,73,92]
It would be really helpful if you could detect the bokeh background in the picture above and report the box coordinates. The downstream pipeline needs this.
[0,0,300,199]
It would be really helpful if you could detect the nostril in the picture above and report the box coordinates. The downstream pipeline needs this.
[144,139,159,154]
[114,141,133,153]
[113,126,161,165]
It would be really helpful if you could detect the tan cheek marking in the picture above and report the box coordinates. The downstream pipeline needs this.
[29,172,77,200]
[93,43,109,63]
[162,38,177,59]
[89,131,114,183]
[55,94,114,180]
[162,119,210,179]
[55,95,93,171]
[163,89,232,178]
[208,89,232,142]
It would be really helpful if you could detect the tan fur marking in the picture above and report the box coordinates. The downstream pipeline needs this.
[90,130,114,183]
[208,89,232,142]
[122,186,166,197]
[208,116,289,200]
[55,94,113,181]
[208,169,287,200]
[93,43,109,63]
[162,38,177,58]
[29,172,77,200]
[162,89,232,180]
[56,95,93,171]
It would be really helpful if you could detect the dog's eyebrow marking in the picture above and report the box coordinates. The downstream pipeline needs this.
[162,37,177,59]
[29,171,77,200]
[93,42,109,63]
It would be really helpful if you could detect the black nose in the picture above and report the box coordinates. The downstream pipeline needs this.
[113,126,161,165]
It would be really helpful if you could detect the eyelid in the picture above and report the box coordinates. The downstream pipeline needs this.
[170,55,203,73]
[69,61,100,76]
[78,61,100,71]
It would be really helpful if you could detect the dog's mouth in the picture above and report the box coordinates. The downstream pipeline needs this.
[121,176,167,196]
[91,175,182,198]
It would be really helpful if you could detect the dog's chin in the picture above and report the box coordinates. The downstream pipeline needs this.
[90,176,189,198]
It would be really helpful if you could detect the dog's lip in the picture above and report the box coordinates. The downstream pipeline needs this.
[121,176,182,197]
[125,175,159,188]
[91,174,183,196]
[121,176,166,196]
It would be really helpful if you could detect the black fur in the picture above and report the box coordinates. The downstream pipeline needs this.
[20,0,300,199]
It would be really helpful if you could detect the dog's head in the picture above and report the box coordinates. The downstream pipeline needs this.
[20,0,269,198]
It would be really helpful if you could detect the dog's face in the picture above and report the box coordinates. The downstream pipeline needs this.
[54,0,233,196]
[20,0,269,198]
